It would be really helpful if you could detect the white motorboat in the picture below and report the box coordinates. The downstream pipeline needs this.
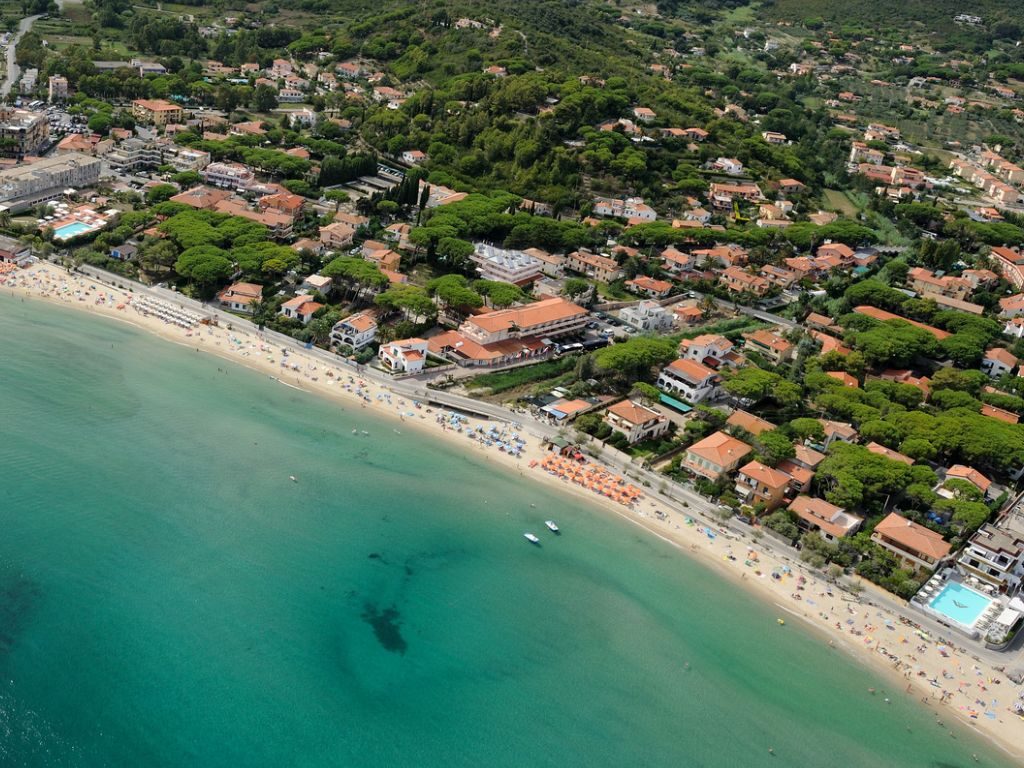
[545,520,560,533]
[523,533,540,544]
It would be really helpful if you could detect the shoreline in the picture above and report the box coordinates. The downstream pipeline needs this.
[3,263,1023,765]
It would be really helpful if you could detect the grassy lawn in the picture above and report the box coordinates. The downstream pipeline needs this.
[822,189,861,217]
[596,281,631,301]
[721,3,758,23]
[672,316,766,342]
[61,1,90,24]
[466,356,576,395]
[45,35,94,50]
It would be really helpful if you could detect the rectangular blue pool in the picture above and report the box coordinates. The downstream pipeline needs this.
[928,582,992,628]
[53,221,95,241]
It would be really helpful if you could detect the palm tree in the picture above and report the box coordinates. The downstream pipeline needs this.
[698,294,716,319]
[250,299,273,329]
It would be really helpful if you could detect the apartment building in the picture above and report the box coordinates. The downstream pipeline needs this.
[106,138,163,173]
[0,153,101,213]
[131,99,185,127]
[48,75,68,102]
[564,250,623,282]
[201,161,256,189]
[0,106,48,157]
[734,460,791,511]
[957,511,1024,593]
[459,297,587,345]
[591,196,657,222]
[471,244,543,285]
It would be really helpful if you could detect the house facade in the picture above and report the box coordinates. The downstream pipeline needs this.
[330,312,377,350]
[656,358,720,403]
[379,338,428,374]
[871,512,951,571]
[216,282,262,312]
[682,431,752,481]
[604,401,670,444]
[734,460,790,511]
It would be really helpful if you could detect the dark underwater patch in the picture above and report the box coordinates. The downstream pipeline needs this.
[361,603,407,655]
[0,572,40,654]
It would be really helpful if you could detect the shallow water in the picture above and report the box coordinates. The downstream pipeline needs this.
[0,294,1015,768]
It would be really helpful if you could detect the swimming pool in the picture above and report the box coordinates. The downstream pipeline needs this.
[928,582,993,628]
[53,221,95,241]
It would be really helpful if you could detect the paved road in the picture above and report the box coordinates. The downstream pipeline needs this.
[1,0,64,98]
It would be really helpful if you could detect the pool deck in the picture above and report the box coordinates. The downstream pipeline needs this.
[912,573,1002,640]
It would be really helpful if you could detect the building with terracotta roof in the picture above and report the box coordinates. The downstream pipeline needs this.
[678,334,734,365]
[866,441,914,465]
[817,419,858,449]
[55,132,110,156]
[216,282,262,312]
[213,196,293,239]
[460,298,587,345]
[734,460,791,511]
[981,347,1017,378]
[683,431,752,481]
[656,358,720,403]
[660,246,694,275]
[564,249,623,282]
[591,196,657,222]
[825,371,859,388]
[816,242,854,263]
[720,265,770,296]
[379,338,428,374]
[258,191,306,220]
[990,246,1024,289]
[788,496,862,541]
[907,267,972,301]
[941,465,993,499]
[759,264,799,290]
[981,403,1019,424]
[319,221,357,250]
[279,295,322,324]
[330,312,377,350]
[604,401,670,444]
[131,98,184,127]
[998,294,1024,319]
[726,409,774,436]
[742,329,794,364]
[852,306,950,340]
[871,512,951,570]
[625,275,672,298]
[169,185,232,210]
[674,304,704,326]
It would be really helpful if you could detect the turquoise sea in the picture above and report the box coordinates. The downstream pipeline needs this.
[0,293,1016,768]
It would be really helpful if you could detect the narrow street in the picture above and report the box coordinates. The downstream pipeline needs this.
[1,0,65,98]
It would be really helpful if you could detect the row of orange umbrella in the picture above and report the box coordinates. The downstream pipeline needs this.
[532,453,644,506]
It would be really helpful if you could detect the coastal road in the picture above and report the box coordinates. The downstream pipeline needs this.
[1,0,65,98]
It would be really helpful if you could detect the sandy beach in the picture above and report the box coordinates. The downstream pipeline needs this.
[4,261,1024,765]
